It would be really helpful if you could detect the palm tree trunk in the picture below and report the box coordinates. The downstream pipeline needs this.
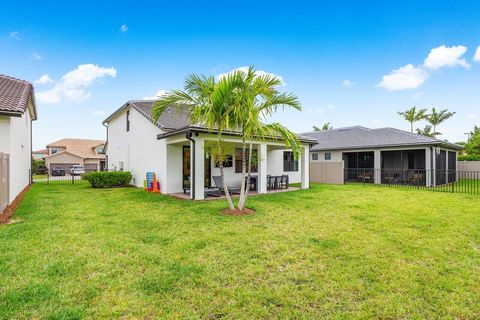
[220,165,234,210]
[410,122,413,133]
[238,138,247,210]
[216,132,234,210]
[239,142,253,210]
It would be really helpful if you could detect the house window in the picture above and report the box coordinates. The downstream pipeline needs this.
[235,148,258,173]
[312,153,319,161]
[51,147,58,154]
[214,155,233,168]
[96,146,105,154]
[325,152,332,160]
[126,110,130,132]
[283,151,298,172]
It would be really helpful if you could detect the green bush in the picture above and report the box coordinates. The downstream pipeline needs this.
[458,154,480,161]
[81,172,93,181]
[84,171,132,188]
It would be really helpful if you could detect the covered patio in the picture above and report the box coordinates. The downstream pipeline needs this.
[161,130,312,200]
[342,147,456,187]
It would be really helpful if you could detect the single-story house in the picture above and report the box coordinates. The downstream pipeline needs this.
[0,74,37,214]
[103,100,315,200]
[44,138,106,173]
[32,149,48,160]
[303,126,464,186]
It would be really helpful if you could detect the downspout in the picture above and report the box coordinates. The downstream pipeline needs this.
[102,122,109,170]
[185,131,195,199]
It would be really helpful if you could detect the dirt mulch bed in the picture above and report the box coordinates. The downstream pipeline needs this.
[0,185,30,224]
[221,208,256,216]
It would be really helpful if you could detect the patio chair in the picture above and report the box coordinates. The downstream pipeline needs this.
[278,175,289,189]
[267,175,277,190]
[212,176,241,195]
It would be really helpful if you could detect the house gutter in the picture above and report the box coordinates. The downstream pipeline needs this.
[185,131,195,199]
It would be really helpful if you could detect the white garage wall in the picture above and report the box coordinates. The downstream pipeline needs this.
[106,107,167,190]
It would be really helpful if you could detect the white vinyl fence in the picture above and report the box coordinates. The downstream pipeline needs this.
[0,153,9,213]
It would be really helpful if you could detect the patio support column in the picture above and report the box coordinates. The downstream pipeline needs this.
[258,143,267,194]
[374,150,381,184]
[193,136,205,200]
[301,145,310,189]
[425,147,432,187]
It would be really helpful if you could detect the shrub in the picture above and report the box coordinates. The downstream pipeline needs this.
[81,172,93,181]
[458,154,480,161]
[84,171,132,188]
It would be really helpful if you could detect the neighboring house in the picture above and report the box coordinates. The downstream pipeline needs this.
[103,100,315,200]
[0,74,37,214]
[32,149,48,160]
[303,126,464,186]
[44,138,106,173]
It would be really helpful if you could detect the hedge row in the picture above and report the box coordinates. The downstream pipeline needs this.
[81,171,132,188]
[458,154,480,161]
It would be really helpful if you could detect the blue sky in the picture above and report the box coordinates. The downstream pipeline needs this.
[1,1,479,149]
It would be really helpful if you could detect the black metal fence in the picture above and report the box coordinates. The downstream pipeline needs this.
[33,173,83,184]
[344,168,480,195]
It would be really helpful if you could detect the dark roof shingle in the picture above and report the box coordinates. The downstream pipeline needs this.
[303,126,463,151]
[0,74,36,118]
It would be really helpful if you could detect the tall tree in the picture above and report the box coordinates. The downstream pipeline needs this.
[151,72,243,210]
[425,107,456,136]
[313,122,333,131]
[397,106,427,133]
[229,67,302,211]
[416,125,437,138]
[465,125,480,156]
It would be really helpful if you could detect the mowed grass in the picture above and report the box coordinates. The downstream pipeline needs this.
[1,183,480,319]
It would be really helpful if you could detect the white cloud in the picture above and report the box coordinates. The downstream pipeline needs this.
[216,66,285,85]
[143,89,167,100]
[377,64,429,91]
[92,110,106,116]
[35,74,54,85]
[37,64,117,104]
[120,24,128,32]
[327,104,335,110]
[31,52,43,60]
[474,46,480,62]
[9,31,19,39]
[423,45,469,70]
[468,113,476,119]
[342,80,355,88]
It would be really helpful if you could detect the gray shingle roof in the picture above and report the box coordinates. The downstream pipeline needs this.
[103,100,191,131]
[303,126,463,151]
[129,100,191,130]
[0,74,36,119]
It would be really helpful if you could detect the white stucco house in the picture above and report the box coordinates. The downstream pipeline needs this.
[303,126,464,187]
[103,100,315,200]
[0,74,37,214]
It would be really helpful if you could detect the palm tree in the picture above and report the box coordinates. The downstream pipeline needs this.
[313,122,332,131]
[397,106,427,133]
[229,67,302,211]
[425,108,456,137]
[151,72,243,210]
[416,125,438,138]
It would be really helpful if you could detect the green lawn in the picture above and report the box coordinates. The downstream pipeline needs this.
[1,183,480,319]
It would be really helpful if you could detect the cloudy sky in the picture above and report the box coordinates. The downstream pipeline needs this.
[1,1,479,149]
